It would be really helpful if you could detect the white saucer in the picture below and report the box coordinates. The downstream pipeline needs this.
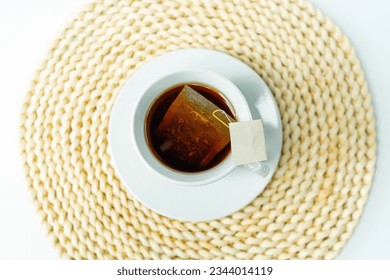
[109,49,282,221]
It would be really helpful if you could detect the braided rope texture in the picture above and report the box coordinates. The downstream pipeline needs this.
[20,0,376,259]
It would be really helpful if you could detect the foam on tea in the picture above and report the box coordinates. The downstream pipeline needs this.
[146,84,236,172]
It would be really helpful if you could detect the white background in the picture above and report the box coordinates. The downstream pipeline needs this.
[0,260,389,279]
[0,0,389,259]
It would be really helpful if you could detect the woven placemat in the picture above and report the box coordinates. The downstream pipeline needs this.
[20,0,376,259]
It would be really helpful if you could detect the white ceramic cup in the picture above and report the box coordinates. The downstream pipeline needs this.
[133,68,252,186]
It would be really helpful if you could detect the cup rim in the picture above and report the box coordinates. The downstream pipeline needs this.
[132,68,252,186]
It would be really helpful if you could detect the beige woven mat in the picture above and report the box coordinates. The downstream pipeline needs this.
[20,0,376,259]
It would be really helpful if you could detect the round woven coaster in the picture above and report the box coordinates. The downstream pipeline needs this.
[20,0,376,259]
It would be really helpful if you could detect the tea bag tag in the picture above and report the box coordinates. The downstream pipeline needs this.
[229,119,267,166]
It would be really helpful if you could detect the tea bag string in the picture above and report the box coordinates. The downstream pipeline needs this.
[212,109,235,128]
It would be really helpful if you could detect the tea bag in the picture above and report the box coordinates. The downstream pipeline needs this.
[156,85,232,170]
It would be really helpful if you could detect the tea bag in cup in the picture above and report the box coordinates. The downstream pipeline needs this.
[155,85,232,170]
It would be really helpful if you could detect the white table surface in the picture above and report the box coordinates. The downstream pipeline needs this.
[0,0,389,259]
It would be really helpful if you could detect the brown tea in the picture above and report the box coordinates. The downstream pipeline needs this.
[145,83,236,172]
